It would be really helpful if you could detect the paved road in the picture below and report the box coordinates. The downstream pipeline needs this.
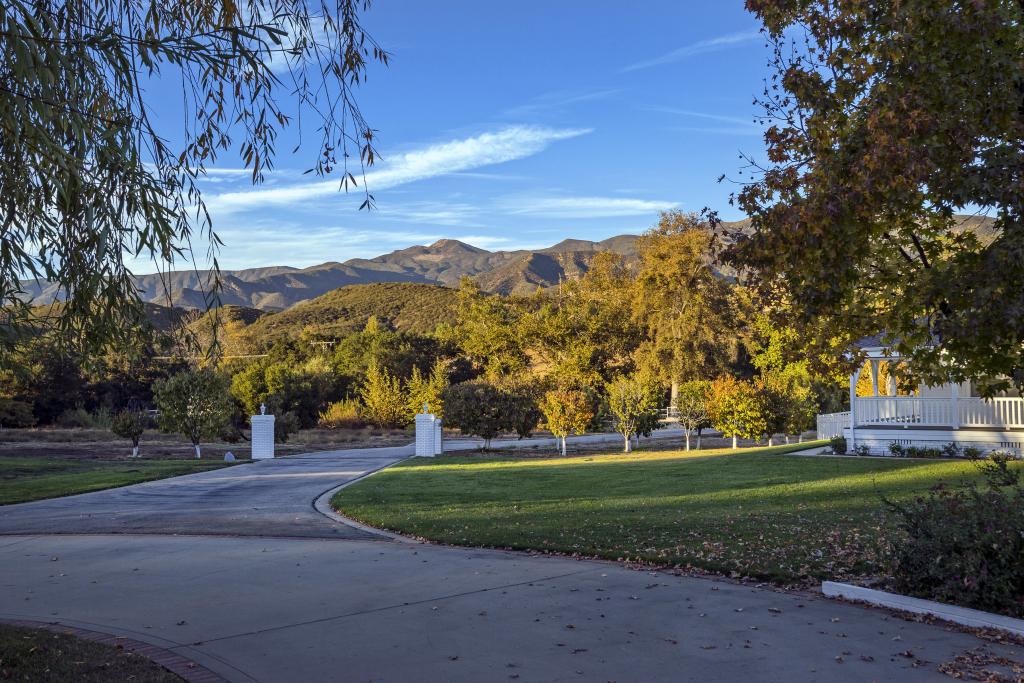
[1,435,1020,682]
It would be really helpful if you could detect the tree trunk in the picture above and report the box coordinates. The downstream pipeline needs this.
[670,381,679,413]
[768,435,774,447]
[798,433,803,443]
[732,434,737,449]
[560,436,567,457]
[132,445,139,458]
[194,444,201,459]
[697,429,702,450]
[785,435,790,444]
[684,431,691,451]
[624,433,632,453]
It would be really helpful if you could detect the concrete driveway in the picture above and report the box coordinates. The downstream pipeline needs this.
[1,438,1020,682]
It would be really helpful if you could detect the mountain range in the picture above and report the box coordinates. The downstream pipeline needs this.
[20,233,649,311]
[19,214,994,313]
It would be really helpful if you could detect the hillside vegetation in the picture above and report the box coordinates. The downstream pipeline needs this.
[200,282,462,350]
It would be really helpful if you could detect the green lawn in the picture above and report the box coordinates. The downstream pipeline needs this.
[333,442,1019,584]
[0,457,236,505]
[0,623,181,681]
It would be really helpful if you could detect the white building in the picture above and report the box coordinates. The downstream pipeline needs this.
[816,334,1024,456]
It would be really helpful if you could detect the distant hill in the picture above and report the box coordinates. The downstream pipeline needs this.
[205,282,462,350]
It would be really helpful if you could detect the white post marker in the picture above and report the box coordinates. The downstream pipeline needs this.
[251,402,276,460]
[415,403,438,457]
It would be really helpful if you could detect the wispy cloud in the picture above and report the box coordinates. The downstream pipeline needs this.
[620,30,761,72]
[643,106,757,127]
[374,201,484,227]
[505,196,679,219]
[502,88,621,118]
[205,125,590,213]
[643,106,762,136]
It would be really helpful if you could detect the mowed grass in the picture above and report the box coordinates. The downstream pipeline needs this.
[333,442,1021,583]
[0,457,235,505]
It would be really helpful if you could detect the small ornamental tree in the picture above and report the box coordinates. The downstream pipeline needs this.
[406,359,450,422]
[110,409,151,458]
[502,382,543,439]
[152,369,234,459]
[606,376,657,453]
[707,377,768,449]
[541,388,594,457]
[676,380,711,451]
[360,363,407,428]
[442,380,509,449]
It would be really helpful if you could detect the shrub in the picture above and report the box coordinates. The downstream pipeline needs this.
[962,446,984,460]
[501,383,542,439]
[884,458,1024,618]
[853,444,871,457]
[829,436,847,455]
[319,398,366,429]
[890,444,949,459]
[0,399,36,428]
[56,406,112,429]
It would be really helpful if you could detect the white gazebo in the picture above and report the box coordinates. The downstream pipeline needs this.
[817,335,1024,456]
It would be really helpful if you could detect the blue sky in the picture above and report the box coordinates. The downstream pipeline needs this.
[169,2,772,271]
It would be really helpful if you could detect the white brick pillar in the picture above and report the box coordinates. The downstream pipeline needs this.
[434,419,443,455]
[415,412,437,457]
[251,412,276,459]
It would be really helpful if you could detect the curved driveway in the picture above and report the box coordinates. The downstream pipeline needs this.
[1,436,1021,682]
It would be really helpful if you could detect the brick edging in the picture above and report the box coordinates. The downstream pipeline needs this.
[0,618,225,683]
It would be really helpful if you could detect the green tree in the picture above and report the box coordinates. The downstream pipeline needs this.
[0,0,385,363]
[632,211,745,404]
[110,409,151,458]
[732,0,1024,395]
[453,278,528,380]
[540,388,594,457]
[706,376,767,450]
[675,380,711,451]
[153,369,234,458]
[606,375,658,453]
[360,364,406,428]
[442,381,510,449]
[524,253,642,389]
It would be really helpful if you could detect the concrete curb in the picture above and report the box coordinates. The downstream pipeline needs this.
[822,581,1024,637]
[312,459,418,543]
[0,618,226,682]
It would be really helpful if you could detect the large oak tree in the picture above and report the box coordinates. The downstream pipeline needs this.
[730,0,1024,394]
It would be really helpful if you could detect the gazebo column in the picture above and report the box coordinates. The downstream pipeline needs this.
[950,381,960,429]
[848,366,862,449]
[870,360,880,396]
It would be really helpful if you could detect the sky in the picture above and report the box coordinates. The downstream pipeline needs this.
[155,2,774,271]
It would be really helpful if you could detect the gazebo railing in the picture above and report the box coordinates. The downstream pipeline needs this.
[816,411,849,439]
[855,397,1024,428]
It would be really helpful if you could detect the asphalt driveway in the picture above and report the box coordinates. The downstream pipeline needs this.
[0,438,1020,682]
